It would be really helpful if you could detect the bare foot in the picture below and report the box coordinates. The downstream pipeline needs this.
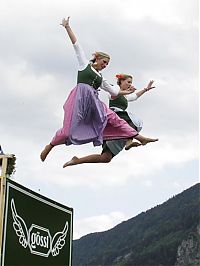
[40,144,53,162]
[125,141,141,150]
[63,156,79,168]
[140,137,159,145]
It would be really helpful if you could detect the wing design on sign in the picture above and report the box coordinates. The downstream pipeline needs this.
[51,221,69,256]
[11,198,29,248]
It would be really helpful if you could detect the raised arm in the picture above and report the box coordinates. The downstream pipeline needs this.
[60,16,77,44]
[126,80,155,102]
[135,80,155,98]
[60,17,88,69]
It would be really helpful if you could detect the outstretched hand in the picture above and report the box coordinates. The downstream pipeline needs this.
[60,16,77,44]
[146,80,155,91]
[60,16,70,28]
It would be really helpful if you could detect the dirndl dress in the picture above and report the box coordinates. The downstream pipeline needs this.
[50,83,138,147]
[102,94,143,156]
[49,52,139,147]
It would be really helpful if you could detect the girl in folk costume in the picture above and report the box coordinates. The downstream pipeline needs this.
[107,74,155,150]
[63,74,158,167]
[40,17,158,162]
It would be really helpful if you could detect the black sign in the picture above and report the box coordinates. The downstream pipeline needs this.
[1,179,73,266]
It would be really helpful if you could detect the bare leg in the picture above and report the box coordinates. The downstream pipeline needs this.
[134,134,158,145]
[40,143,54,162]
[63,152,113,168]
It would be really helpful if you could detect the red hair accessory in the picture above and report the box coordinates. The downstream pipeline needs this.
[116,74,124,79]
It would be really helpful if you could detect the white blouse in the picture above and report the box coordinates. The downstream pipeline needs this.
[109,93,138,102]
[73,41,120,96]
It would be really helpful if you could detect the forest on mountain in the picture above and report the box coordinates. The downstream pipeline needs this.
[73,183,200,266]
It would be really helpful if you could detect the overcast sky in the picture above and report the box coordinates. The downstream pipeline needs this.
[0,0,198,239]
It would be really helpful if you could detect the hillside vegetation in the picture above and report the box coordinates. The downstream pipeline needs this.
[73,183,200,266]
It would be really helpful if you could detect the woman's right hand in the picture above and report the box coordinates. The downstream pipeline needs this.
[60,16,70,28]
[60,16,77,44]
[119,87,135,95]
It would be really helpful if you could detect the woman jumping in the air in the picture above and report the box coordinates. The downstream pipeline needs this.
[63,74,157,167]
[40,17,158,162]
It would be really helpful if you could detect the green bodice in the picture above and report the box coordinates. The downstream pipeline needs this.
[109,95,128,110]
[77,64,102,90]
[109,95,131,123]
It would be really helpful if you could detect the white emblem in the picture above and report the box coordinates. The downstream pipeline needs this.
[11,199,29,248]
[11,198,69,257]
[51,221,68,256]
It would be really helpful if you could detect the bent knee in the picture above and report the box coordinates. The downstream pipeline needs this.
[102,154,112,163]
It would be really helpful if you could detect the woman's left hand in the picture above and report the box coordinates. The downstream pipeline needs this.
[145,80,155,91]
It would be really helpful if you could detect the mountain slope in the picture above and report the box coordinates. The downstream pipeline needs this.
[73,183,200,266]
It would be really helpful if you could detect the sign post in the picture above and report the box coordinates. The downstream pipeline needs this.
[0,154,14,257]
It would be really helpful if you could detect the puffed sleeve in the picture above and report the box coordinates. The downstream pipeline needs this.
[100,78,120,96]
[126,93,138,102]
[73,41,88,70]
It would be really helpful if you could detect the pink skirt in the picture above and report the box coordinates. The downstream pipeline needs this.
[51,84,138,146]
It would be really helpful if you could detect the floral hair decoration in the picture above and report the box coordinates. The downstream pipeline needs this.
[116,73,133,80]
[115,74,125,79]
